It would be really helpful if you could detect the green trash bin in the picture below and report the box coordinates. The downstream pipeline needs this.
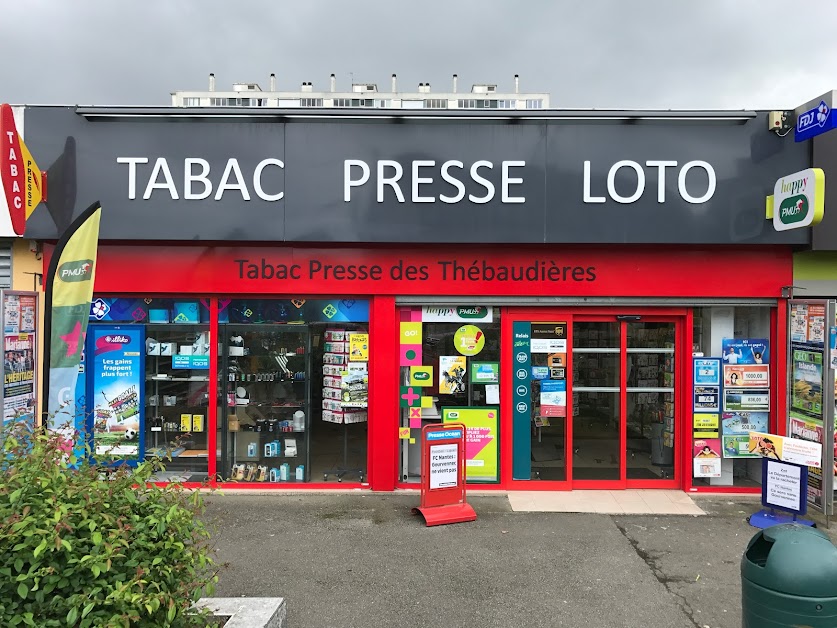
[742,523,837,627]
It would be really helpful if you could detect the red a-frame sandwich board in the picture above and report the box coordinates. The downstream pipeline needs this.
[411,422,477,527]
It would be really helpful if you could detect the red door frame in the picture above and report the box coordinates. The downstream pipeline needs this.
[504,307,687,491]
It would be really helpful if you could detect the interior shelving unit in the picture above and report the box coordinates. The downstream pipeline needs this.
[218,325,312,482]
[144,325,211,482]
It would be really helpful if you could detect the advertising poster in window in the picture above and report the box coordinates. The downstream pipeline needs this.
[2,293,37,430]
[453,324,485,357]
[540,380,566,417]
[87,327,145,465]
[747,432,822,468]
[470,362,499,384]
[723,388,769,412]
[442,407,498,482]
[348,332,369,362]
[693,386,720,413]
[830,326,837,369]
[530,323,567,355]
[807,304,826,344]
[439,355,467,394]
[693,438,722,478]
[721,412,767,458]
[693,413,720,438]
[693,358,720,386]
[790,303,809,343]
[721,338,769,365]
[723,364,770,388]
[791,349,824,418]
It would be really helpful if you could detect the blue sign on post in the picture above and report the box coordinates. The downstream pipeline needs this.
[512,322,531,480]
[749,458,815,529]
[795,91,837,142]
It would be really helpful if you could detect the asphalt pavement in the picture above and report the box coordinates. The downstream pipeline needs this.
[203,492,835,628]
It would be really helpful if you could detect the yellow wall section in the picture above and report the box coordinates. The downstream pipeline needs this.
[11,238,45,424]
[793,251,837,280]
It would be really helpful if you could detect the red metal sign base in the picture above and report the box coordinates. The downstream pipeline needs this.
[411,502,477,527]
[413,423,477,527]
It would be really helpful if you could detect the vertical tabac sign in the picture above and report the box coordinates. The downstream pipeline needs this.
[0,104,43,236]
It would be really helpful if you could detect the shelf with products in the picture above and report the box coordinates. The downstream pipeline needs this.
[219,325,312,482]
[143,325,211,472]
[322,328,368,482]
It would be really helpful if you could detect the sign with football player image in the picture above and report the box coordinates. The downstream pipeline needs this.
[87,326,145,465]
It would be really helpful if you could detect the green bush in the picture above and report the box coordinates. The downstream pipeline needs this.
[0,424,218,627]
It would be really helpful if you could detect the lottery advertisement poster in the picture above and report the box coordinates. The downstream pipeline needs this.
[721,411,767,458]
[721,338,769,365]
[723,364,769,388]
[693,438,722,478]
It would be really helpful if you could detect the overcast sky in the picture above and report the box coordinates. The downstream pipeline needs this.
[1,0,834,110]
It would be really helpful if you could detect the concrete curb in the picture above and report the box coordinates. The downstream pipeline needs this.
[195,597,287,627]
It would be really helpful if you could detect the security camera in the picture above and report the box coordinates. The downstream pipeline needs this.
[768,111,793,134]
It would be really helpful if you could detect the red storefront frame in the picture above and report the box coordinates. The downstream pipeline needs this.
[495,308,686,492]
[43,243,792,493]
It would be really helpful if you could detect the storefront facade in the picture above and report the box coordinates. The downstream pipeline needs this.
[23,106,809,492]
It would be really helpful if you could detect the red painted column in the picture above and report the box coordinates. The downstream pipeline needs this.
[774,302,788,437]
[208,298,219,486]
[683,309,694,490]
[367,296,398,491]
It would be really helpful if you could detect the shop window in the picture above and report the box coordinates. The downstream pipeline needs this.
[217,298,369,484]
[691,306,772,488]
[143,325,211,481]
[87,297,211,482]
[398,306,501,484]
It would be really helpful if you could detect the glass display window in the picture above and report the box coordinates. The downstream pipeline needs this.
[691,306,773,489]
[144,325,211,482]
[218,325,312,483]
[397,306,501,483]
[216,298,370,484]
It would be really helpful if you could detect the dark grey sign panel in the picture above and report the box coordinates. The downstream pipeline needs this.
[283,121,546,242]
[22,107,809,245]
[546,117,809,244]
[812,130,837,251]
[24,107,286,241]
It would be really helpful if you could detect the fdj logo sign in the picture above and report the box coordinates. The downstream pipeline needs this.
[772,168,824,232]
[797,100,829,135]
[58,259,94,282]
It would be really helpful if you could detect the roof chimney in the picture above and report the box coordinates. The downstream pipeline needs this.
[391,73,397,92]
[269,73,276,91]
[330,73,336,92]
[453,74,458,93]
[209,73,216,92]
[514,74,519,94]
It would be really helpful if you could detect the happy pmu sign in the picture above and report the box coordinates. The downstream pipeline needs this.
[772,168,825,232]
